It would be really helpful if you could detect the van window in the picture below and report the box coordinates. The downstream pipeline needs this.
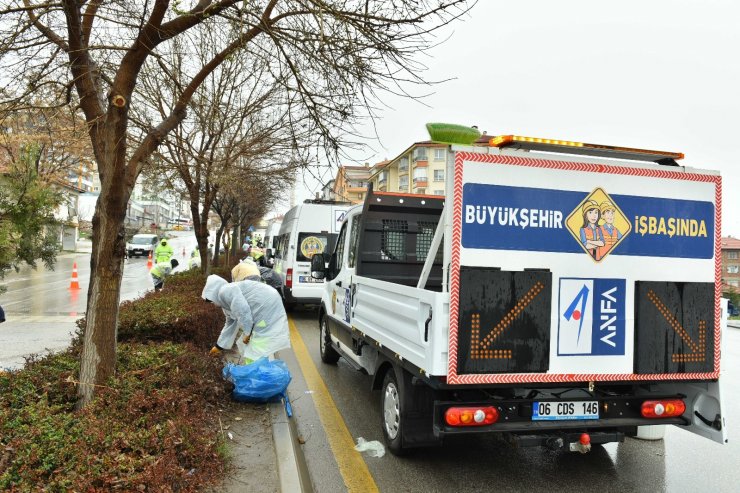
[381,219,407,261]
[296,232,337,262]
[275,233,289,259]
[348,215,361,268]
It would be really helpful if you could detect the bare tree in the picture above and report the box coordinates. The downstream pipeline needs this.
[0,0,472,406]
[210,162,289,265]
[136,31,302,273]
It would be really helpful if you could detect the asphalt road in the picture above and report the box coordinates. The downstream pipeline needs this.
[286,309,739,493]
[0,232,197,369]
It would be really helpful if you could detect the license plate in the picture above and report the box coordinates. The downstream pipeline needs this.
[298,276,322,283]
[532,401,599,421]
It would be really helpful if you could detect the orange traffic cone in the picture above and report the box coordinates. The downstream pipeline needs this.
[69,262,80,290]
[147,251,153,269]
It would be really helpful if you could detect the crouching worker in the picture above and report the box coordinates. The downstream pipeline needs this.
[231,258,261,283]
[151,258,179,291]
[202,275,290,363]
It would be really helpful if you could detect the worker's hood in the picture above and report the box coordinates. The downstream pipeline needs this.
[202,275,228,306]
[161,239,168,246]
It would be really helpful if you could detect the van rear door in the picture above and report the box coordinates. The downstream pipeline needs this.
[294,232,338,285]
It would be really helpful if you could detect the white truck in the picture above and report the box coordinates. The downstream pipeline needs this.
[310,133,727,455]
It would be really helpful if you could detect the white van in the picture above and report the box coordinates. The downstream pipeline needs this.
[273,200,350,307]
[263,218,283,267]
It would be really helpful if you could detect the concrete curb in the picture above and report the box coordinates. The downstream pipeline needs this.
[270,399,313,493]
[728,320,740,329]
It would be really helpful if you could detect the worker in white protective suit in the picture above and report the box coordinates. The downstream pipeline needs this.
[202,275,290,363]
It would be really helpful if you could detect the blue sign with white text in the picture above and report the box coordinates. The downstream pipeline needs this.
[461,183,714,259]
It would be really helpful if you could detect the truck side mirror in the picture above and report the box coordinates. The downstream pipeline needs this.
[311,253,326,280]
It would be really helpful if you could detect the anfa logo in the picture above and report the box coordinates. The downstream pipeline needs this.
[558,278,626,356]
[565,188,631,262]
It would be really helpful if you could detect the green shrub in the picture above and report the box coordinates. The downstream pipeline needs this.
[0,342,227,491]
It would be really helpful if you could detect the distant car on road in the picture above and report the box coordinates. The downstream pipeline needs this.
[126,233,159,257]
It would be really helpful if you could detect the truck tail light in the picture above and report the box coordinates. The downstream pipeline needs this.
[445,406,499,427]
[641,399,685,418]
[286,268,293,289]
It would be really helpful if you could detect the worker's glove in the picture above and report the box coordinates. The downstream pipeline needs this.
[209,346,222,356]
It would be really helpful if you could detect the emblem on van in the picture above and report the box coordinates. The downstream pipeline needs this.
[564,188,631,262]
[300,236,324,259]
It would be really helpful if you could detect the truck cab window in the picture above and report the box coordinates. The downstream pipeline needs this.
[381,219,407,261]
[335,223,347,266]
[417,221,443,263]
[348,215,362,268]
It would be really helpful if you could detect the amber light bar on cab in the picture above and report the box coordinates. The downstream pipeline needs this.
[489,135,684,165]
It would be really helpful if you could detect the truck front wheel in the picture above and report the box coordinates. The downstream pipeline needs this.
[381,369,406,455]
[319,316,340,364]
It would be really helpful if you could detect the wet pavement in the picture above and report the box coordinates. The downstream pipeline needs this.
[286,309,739,493]
[0,232,197,369]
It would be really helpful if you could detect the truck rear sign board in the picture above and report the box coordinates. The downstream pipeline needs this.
[448,152,721,385]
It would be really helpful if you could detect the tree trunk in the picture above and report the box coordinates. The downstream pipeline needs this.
[214,225,224,267]
[77,128,130,407]
[232,222,240,258]
[191,201,210,274]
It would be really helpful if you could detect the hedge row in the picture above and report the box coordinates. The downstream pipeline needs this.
[0,342,228,491]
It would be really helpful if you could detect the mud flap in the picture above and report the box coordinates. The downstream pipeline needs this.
[651,379,727,444]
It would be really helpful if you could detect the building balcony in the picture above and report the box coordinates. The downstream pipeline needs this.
[413,178,428,188]
[413,160,428,168]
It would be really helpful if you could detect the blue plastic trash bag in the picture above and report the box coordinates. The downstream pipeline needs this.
[222,357,291,403]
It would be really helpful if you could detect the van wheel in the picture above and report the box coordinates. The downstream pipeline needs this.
[319,317,340,364]
[381,369,407,455]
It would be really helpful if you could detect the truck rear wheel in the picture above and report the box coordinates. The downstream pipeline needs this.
[381,369,406,455]
[319,316,340,364]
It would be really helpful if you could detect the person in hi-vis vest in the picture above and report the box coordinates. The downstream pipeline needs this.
[598,201,623,259]
[579,200,605,260]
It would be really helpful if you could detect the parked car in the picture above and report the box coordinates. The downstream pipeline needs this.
[729,301,739,317]
[126,233,159,257]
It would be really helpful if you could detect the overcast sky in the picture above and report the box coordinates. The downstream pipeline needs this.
[292,0,740,236]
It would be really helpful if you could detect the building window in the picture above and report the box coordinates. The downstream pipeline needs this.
[414,148,427,161]
[433,190,444,195]
[378,171,387,183]
[413,168,427,180]
[433,169,444,182]
[728,265,740,274]
[434,148,445,160]
[728,251,739,259]
[399,157,409,171]
[730,280,740,287]
[399,175,409,189]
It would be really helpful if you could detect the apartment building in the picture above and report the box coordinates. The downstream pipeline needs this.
[722,236,740,292]
[370,141,450,196]
[333,163,377,204]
